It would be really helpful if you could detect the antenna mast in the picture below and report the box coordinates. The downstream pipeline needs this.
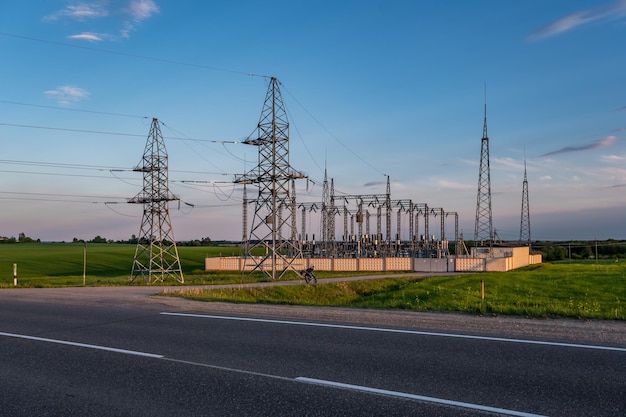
[129,118,183,284]
[519,155,531,245]
[474,86,493,248]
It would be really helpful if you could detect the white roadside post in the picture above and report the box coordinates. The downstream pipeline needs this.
[13,263,17,286]
[83,241,87,286]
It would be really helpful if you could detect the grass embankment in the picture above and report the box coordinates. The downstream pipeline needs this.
[168,262,626,320]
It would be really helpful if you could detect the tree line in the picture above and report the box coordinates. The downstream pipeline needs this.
[531,240,626,261]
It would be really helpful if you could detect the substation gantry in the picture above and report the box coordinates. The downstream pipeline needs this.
[297,186,459,259]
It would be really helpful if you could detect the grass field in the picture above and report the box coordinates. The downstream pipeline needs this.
[168,261,626,320]
[2,243,624,320]
[0,243,255,287]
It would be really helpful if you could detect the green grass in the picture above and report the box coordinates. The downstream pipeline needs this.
[167,262,626,320]
[0,243,259,287]
[3,244,625,320]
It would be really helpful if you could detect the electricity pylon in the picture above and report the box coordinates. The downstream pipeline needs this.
[474,97,493,248]
[519,157,531,245]
[235,77,305,279]
[129,118,183,284]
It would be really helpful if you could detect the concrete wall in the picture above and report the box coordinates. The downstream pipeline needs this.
[413,258,454,272]
[205,248,543,273]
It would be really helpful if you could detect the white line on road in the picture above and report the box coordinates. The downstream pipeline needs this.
[161,312,626,352]
[296,377,549,417]
[0,331,164,358]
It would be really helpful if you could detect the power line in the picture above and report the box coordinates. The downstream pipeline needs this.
[282,84,387,178]
[0,159,129,171]
[0,32,270,79]
[0,99,148,119]
[0,122,241,143]
[0,191,127,200]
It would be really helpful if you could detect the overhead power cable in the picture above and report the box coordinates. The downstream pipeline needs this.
[0,99,148,119]
[0,32,270,79]
[282,85,387,178]
[0,190,127,200]
[0,122,240,143]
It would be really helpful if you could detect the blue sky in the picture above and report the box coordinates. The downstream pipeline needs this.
[0,0,625,242]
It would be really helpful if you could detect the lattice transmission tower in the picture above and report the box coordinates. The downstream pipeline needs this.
[235,77,305,279]
[129,118,184,284]
[474,98,493,248]
[519,157,531,245]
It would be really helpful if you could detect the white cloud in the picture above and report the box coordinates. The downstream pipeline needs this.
[126,0,159,21]
[436,179,474,191]
[68,32,105,42]
[539,176,552,181]
[44,1,109,22]
[120,0,160,38]
[44,85,89,105]
[45,1,159,40]
[529,0,626,40]
[601,154,626,162]
[492,157,524,171]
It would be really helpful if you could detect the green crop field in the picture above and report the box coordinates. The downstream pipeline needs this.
[0,243,255,287]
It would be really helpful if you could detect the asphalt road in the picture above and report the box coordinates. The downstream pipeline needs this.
[0,286,624,416]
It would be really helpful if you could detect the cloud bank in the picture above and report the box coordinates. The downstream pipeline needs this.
[541,136,619,157]
[528,0,626,40]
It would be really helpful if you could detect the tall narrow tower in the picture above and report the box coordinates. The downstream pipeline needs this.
[474,95,493,247]
[129,118,183,283]
[321,163,329,253]
[236,77,305,279]
[519,157,531,245]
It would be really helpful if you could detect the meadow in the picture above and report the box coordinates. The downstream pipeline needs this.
[168,261,626,320]
[0,243,258,287]
[1,243,624,320]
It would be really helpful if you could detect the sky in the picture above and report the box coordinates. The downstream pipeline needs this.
[0,0,625,242]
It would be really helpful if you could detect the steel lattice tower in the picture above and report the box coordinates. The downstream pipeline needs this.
[129,118,183,284]
[236,77,305,279]
[474,100,493,247]
[321,165,329,250]
[519,158,531,245]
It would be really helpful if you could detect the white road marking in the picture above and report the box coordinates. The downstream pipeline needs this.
[296,377,549,417]
[0,331,164,358]
[160,312,626,352]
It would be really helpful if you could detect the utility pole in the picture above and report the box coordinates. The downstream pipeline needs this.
[129,118,183,284]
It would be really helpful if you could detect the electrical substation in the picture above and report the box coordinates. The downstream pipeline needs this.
[206,77,541,279]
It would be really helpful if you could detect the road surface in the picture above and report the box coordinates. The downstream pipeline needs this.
[0,286,624,416]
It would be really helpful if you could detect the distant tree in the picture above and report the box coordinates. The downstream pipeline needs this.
[581,246,593,259]
[539,243,567,261]
[90,235,108,244]
[18,232,34,243]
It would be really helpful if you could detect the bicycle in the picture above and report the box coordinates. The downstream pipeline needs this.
[300,266,317,284]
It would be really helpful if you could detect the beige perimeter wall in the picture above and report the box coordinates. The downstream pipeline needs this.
[206,249,542,273]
